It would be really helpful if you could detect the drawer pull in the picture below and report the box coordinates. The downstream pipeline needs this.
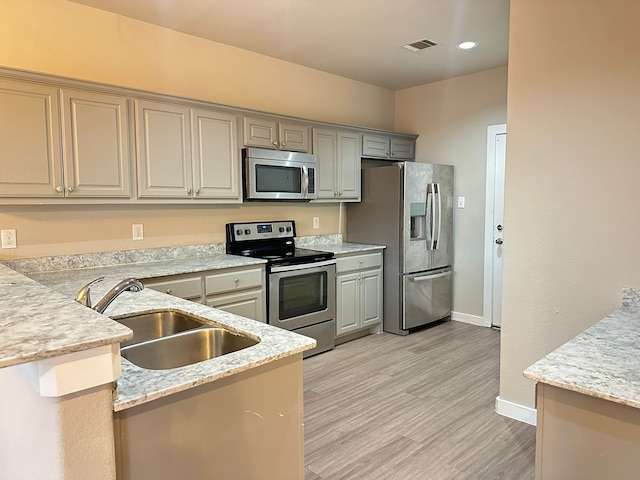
[166,288,172,294]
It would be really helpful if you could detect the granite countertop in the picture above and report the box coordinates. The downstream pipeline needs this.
[524,288,640,409]
[1,239,384,411]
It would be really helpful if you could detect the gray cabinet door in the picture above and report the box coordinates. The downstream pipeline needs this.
[337,131,361,200]
[390,138,415,160]
[362,133,390,158]
[0,79,62,197]
[191,108,240,201]
[135,99,192,198]
[62,89,131,197]
[313,128,337,200]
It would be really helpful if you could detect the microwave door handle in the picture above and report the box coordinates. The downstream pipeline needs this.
[302,164,309,199]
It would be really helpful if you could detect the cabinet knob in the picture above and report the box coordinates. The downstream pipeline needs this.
[273,141,278,147]
[281,142,286,147]
[67,186,75,193]
[55,186,63,193]
[391,151,395,157]
[195,189,201,196]
[386,152,390,156]
[187,188,192,196]
[234,278,240,285]
[166,288,172,295]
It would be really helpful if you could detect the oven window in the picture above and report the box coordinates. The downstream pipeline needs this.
[278,271,327,320]
[255,164,302,193]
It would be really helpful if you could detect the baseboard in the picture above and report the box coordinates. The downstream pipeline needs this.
[451,311,490,327]
[495,396,537,426]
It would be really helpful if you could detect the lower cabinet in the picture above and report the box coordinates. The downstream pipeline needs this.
[335,252,383,337]
[205,267,266,322]
[142,265,266,323]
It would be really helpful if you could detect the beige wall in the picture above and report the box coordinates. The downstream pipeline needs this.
[500,0,640,408]
[0,0,394,260]
[395,67,508,318]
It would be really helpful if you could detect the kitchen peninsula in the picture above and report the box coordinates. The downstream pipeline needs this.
[524,288,640,480]
[0,238,383,479]
[0,249,316,480]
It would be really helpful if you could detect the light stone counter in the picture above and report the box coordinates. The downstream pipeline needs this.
[1,238,383,411]
[524,288,640,409]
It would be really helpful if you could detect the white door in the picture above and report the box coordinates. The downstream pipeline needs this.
[484,125,506,328]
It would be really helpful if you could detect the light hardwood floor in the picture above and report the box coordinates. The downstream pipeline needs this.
[303,320,536,480]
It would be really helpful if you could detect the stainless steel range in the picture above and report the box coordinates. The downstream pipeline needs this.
[226,220,335,357]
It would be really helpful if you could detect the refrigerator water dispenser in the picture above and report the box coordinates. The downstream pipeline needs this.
[410,203,427,240]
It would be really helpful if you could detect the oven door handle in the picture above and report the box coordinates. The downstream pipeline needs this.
[270,259,336,273]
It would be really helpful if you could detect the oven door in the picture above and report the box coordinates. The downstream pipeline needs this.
[268,260,335,331]
[245,157,316,201]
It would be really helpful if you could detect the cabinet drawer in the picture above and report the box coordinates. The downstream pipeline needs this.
[144,277,202,299]
[205,268,263,295]
[336,253,382,273]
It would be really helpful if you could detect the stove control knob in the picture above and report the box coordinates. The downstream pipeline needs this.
[286,227,292,232]
[244,229,251,235]
[279,227,285,233]
[236,229,243,236]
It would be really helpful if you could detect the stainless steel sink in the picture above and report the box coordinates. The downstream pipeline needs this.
[120,328,259,370]
[112,310,206,347]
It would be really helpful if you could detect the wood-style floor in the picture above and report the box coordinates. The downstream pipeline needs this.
[303,321,536,480]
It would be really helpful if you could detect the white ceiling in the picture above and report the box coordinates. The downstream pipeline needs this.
[71,0,510,91]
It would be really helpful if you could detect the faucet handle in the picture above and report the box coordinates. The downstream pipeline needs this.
[75,276,105,308]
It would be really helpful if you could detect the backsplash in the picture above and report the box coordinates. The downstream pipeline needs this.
[4,235,342,274]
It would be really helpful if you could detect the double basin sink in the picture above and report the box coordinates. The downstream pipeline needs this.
[112,310,259,370]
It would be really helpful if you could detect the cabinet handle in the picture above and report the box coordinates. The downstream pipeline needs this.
[195,189,201,196]
[166,288,172,295]
[234,278,240,284]
[281,142,286,147]
[55,185,63,193]
[273,141,278,147]
[187,188,192,196]
[67,186,75,193]
[391,151,395,157]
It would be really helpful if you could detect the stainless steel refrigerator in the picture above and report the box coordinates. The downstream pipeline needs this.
[346,162,453,335]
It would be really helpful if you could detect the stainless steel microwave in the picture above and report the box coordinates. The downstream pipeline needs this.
[243,147,317,201]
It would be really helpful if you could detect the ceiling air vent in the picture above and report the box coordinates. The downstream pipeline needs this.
[402,38,438,52]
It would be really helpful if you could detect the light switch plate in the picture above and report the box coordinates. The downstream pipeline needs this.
[132,224,144,240]
[457,196,466,209]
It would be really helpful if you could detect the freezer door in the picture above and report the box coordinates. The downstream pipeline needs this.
[402,269,452,330]
[430,164,454,269]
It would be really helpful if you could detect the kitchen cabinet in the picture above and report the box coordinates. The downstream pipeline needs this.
[0,80,131,198]
[335,252,383,336]
[142,265,266,322]
[313,128,361,202]
[143,275,203,303]
[135,99,240,201]
[205,266,266,322]
[362,133,415,160]
[243,116,310,153]
[61,89,131,197]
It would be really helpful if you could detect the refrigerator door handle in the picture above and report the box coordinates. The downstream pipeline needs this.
[434,183,442,249]
[427,183,436,250]
[411,271,452,282]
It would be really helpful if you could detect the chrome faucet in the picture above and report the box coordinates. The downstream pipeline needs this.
[75,277,144,314]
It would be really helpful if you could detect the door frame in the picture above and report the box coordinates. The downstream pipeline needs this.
[483,124,506,328]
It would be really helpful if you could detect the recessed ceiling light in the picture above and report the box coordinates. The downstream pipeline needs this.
[457,41,478,50]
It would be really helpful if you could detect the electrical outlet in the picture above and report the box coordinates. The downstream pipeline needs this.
[1,229,17,249]
[313,217,320,229]
[132,224,144,241]
[457,196,466,209]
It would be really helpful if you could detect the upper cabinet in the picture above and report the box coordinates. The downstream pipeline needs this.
[313,128,361,202]
[0,79,62,197]
[362,133,415,160]
[243,116,310,153]
[0,80,131,199]
[61,89,131,197]
[135,100,240,202]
